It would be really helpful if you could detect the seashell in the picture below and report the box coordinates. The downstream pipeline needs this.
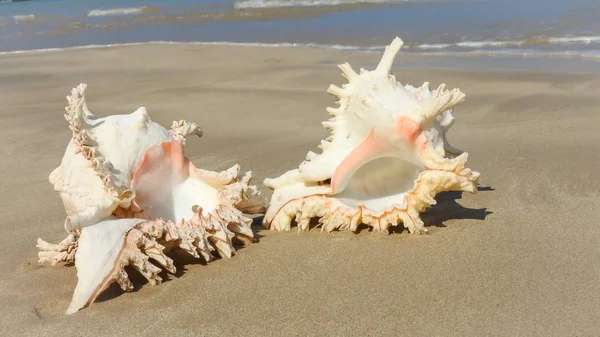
[38,84,266,314]
[262,37,480,234]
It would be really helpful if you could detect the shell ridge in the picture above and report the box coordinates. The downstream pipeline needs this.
[64,84,134,219]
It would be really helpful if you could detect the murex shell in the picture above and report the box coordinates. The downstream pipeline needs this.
[37,84,266,314]
[263,37,480,234]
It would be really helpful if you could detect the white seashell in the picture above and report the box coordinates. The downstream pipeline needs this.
[262,37,480,234]
[49,84,174,231]
[38,84,266,314]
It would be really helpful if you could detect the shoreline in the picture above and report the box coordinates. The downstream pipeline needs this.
[3,40,600,73]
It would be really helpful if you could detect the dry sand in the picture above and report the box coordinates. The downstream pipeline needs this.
[0,44,598,336]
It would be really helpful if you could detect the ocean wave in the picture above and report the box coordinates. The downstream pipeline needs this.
[413,43,452,49]
[454,40,525,48]
[548,36,600,44]
[1,40,600,62]
[0,41,305,56]
[87,7,152,17]
[418,48,600,60]
[234,0,410,9]
[412,35,600,50]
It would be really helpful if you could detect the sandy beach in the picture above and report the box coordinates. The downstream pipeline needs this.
[0,44,599,336]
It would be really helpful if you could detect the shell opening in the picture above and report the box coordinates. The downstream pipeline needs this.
[332,156,422,211]
[148,174,219,222]
[131,141,220,223]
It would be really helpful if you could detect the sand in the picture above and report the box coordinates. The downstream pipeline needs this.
[0,44,598,336]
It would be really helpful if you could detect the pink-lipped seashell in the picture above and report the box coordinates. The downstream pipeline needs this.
[263,37,480,234]
[38,84,266,314]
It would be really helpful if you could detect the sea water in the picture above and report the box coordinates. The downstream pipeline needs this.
[2,0,600,70]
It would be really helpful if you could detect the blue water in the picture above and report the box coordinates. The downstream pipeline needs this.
[2,0,600,65]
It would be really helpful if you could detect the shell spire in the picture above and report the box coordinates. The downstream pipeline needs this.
[170,120,203,144]
[416,84,466,124]
[64,83,94,137]
[338,62,360,83]
[327,84,350,99]
[53,83,138,231]
[374,37,404,76]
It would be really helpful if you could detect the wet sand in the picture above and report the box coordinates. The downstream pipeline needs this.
[0,44,598,336]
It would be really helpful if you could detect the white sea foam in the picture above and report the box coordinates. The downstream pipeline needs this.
[0,41,304,57]
[548,36,600,44]
[410,35,600,50]
[1,39,600,62]
[234,0,409,9]
[418,48,600,60]
[0,40,382,58]
[87,7,148,17]
[414,43,452,49]
[13,14,35,23]
[455,40,526,48]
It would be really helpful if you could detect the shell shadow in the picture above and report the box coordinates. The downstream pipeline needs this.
[251,186,493,235]
[95,216,265,304]
[389,186,494,234]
